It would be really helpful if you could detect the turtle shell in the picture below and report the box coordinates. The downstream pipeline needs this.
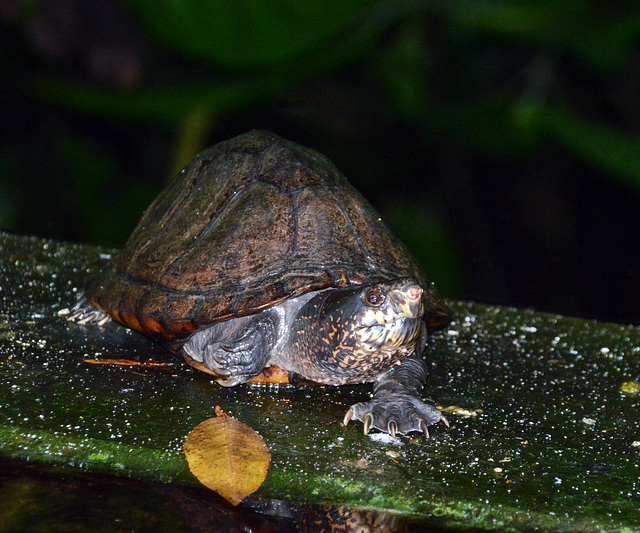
[85,130,446,348]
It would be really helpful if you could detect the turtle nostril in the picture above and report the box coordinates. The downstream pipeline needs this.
[406,286,422,301]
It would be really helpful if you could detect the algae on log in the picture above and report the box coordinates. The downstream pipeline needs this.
[1,231,639,531]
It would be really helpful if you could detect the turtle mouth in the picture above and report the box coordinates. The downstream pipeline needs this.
[357,316,421,350]
[360,300,424,328]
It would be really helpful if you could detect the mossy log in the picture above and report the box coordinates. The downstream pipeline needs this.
[1,232,639,531]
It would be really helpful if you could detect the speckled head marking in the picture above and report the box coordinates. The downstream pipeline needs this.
[357,280,424,349]
[288,278,425,384]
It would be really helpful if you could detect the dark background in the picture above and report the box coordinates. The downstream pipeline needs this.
[1,0,639,324]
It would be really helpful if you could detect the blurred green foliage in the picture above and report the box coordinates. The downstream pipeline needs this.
[127,0,376,69]
[1,0,640,321]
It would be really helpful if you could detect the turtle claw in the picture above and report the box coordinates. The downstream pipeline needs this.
[363,413,374,435]
[343,407,355,426]
[67,292,111,326]
[345,392,446,437]
[218,376,243,387]
[76,311,99,325]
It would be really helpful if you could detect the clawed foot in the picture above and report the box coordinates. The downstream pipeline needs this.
[343,393,449,437]
[67,292,111,326]
[203,336,267,387]
[182,313,275,387]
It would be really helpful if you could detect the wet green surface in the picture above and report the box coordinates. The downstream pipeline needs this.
[1,231,639,531]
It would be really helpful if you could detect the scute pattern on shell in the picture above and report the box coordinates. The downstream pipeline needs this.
[85,130,433,345]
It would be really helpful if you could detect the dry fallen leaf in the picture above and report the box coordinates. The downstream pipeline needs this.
[438,405,483,417]
[83,358,173,368]
[183,406,271,505]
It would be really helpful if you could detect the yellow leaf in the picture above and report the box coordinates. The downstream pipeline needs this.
[183,406,270,505]
[621,381,640,396]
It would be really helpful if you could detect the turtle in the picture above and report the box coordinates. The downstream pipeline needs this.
[69,130,450,437]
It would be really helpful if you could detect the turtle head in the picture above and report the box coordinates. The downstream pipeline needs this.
[348,278,424,352]
[286,278,426,384]
[315,279,425,374]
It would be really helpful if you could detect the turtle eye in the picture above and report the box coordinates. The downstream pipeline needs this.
[364,288,386,307]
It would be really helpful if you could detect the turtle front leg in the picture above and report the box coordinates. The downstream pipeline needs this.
[344,353,448,437]
[182,310,278,387]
